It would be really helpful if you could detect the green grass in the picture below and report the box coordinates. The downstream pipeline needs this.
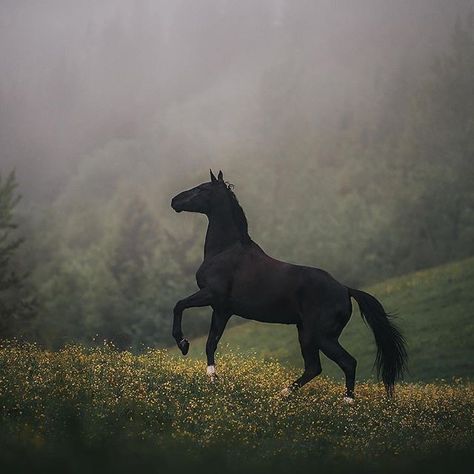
[183,257,474,382]
[2,259,473,472]
[0,344,472,473]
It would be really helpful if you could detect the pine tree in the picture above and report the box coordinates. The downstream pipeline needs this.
[0,171,35,339]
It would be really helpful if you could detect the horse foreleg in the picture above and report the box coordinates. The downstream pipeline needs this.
[172,289,213,355]
[205,311,230,382]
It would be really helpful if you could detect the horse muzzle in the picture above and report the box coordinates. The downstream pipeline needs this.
[171,197,184,213]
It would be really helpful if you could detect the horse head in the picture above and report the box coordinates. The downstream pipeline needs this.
[171,169,226,214]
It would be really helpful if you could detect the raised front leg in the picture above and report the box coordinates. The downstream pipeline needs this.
[205,311,230,382]
[172,288,213,355]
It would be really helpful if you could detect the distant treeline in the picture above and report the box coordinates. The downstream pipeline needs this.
[2,16,474,350]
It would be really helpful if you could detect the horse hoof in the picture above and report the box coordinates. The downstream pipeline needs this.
[207,365,218,383]
[178,339,190,355]
[343,396,355,404]
[280,387,293,398]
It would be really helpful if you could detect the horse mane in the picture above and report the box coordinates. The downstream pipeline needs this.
[225,182,251,245]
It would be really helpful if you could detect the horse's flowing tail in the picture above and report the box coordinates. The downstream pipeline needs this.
[348,288,407,396]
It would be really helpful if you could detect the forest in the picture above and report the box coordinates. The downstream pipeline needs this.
[0,0,473,351]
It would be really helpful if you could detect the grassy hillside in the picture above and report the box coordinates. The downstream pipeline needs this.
[183,257,474,382]
[0,344,472,473]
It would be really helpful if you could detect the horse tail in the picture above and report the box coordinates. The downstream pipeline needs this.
[348,288,407,396]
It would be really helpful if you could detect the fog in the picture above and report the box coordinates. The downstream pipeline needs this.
[0,0,468,199]
[1,0,473,348]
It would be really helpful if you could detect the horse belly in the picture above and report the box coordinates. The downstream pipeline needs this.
[229,293,299,324]
[229,258,301,323]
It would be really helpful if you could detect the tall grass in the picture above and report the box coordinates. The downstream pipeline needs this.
[0,343,472,473]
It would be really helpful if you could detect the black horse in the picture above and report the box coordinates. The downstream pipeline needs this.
[171,170,406,401]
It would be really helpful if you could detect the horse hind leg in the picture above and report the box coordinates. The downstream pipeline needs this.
[319,337,357,403]
[281,323,322,396]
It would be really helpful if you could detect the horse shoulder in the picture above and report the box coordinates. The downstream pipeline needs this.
[196,244,243,291]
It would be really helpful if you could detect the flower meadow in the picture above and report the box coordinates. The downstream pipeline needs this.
[0,343,472,473]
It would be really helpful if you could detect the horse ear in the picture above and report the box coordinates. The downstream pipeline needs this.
[210,169,217,183]
[218,170,224,181]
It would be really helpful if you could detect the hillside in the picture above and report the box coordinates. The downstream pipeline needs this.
[182,257,474,382]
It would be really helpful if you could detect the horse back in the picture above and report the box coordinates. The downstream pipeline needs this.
[230,244,347,323]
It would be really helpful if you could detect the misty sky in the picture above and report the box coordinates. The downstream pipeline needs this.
[0,0,471,202]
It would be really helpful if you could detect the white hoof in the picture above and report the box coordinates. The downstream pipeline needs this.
[343,396,355,404]
[206,365,217,382]
[280,387,293,398]
[206,365,216,376]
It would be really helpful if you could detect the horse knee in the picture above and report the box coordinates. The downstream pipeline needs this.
[173,301,183,316]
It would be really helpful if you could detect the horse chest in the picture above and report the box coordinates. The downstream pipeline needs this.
[195,265,209,289]
[195,259,234,293]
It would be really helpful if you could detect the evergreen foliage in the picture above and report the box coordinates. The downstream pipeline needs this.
[0,171,35,338]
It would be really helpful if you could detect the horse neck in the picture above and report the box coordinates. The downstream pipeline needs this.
[204,205,241,259]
